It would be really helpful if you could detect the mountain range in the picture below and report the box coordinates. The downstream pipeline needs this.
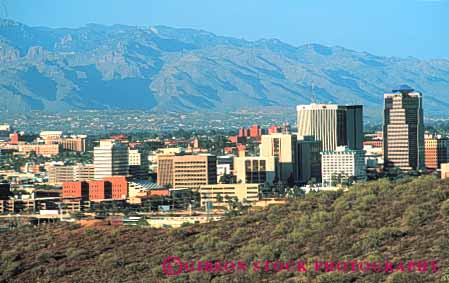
[1,18,449,116]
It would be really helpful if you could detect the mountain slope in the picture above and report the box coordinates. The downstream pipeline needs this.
[1,176,449,282]
[1,19,449,115]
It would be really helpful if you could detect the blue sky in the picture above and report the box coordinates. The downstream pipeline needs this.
[2,0,448,59]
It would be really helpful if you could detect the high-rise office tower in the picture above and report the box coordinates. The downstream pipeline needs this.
[94,140,129,179]
[383,85,424,171]
[296,104,363,151]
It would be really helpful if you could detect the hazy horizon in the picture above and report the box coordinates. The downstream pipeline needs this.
[2,0,448,60]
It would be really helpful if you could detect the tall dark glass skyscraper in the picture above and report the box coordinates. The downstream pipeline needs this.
[383,85,424,171]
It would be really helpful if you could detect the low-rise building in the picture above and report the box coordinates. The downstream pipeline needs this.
[18,143,60,157]
[157,154,217,190]
[233,154,277,185]
[199,183,261,207]
[425,134,449,170]
[321,146,366,187]
[441,163,449,179]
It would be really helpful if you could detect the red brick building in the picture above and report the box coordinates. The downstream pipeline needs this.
[267,126,281,135]
[88,180,112,201]
[425,135,449,170]
[249,125,262,138]
[104,176,128,200]
[62,182,89,200]
[238,128,248,137]
[9,132,19,145]
[363,140,383,148]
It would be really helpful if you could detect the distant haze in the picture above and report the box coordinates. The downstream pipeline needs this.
[1,19,449,118]
[3,0,449,59]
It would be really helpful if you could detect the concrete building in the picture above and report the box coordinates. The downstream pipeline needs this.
[260,133,297,183]
[94,140,129,180]
[47,163,94,184]
[441,163,449,179]
[424,134,449,170]
[128,180,168,199]
[18,143,60,157]
[47,164,77,184]
[157,154,217,190]
[321,146,366,187]
[234,154,277,185]
[296,104,363,151]
[59,135,87,152]
[40,131,63,143]
[199,183,261,207]
[383,86,424,171]
[297,136,322,184]
[0,124,11,140]
[78,164,95,181]
[0,183,11,200]
[128,148,149,179]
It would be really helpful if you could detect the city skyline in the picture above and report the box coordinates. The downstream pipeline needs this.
[1,3,448,283]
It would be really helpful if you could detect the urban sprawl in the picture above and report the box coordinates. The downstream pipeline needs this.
[1,85,447,230]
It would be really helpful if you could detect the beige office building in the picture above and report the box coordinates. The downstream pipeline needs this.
[383,86,424,171]
[234,155,277,185]
[199,184,261,207]
[59,135,87,152]
[157,154,217,190]
[47,163,94,184]
[260,133,297,183]
[296,104,363,151]
[128,149,149,179]
[441,163,449,179]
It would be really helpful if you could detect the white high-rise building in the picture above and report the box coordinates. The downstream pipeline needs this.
[94,140,129,180]
[321,146,366,187]
[296,104,363,151]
